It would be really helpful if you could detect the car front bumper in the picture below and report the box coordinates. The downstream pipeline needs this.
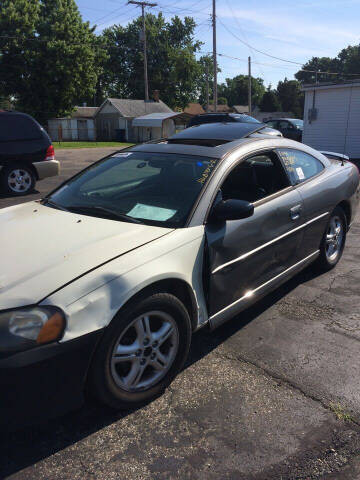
[0,330,103,432]
[32,159,60,180]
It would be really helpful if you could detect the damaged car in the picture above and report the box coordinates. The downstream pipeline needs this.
[0,122,359,429]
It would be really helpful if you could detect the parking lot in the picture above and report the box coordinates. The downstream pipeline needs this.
[1,147,360,480]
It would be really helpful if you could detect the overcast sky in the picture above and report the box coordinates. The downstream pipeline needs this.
[78,0,360,87]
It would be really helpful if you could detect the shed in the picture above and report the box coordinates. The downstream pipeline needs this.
[95,98,173,142]
[132,112,183,141]
[302,80,360,158]
[48,106,98,142]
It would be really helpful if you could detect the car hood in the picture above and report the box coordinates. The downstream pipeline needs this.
[0,202,172,310]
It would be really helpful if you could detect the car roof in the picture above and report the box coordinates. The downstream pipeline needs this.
[129,134,330,165]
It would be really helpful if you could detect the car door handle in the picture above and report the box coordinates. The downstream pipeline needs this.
[290,204,302,220]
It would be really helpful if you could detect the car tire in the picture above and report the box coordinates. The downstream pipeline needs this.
[315,206,346,272]
[0,164,36,195]
[88,292,192,409]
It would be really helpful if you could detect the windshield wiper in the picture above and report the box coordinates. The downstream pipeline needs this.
[65,205,143,224]
[41,198,69,211]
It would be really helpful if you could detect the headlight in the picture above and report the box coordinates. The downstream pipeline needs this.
[0,306,66,353]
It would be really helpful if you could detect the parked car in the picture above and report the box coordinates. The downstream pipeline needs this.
[0,111,59,195]
[264,118,303,141]
[0,123,359,429]
[188,112,261,127]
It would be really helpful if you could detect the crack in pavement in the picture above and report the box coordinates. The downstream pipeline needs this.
[213,349,360,428]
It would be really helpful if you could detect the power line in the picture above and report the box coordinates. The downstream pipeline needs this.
[218,52,360,77]
[217,17,304,66]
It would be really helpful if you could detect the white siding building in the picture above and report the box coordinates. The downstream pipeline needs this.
[302,81,360,158]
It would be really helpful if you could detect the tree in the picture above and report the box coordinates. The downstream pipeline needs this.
[217,75,265,107]
[100,13,203,110]
[295,45,360,84]
[276,78,304,117]
[259,86,282,112]
[0,0,104,123]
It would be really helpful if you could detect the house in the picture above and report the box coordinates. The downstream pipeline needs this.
[95,96,173,142]
[302,80,360,158]
[233,105,249,114]
[206,104,234,113]
[48,106,97,141]
[184,103,205,116]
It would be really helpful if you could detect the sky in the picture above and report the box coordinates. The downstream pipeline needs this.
[77,0,360,88]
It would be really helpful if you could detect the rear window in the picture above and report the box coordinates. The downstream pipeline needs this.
[0,114,43,142]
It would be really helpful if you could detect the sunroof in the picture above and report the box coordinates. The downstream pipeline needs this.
[167,138,230,147]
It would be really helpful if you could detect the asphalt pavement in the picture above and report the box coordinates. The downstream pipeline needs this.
[1,148,360,480]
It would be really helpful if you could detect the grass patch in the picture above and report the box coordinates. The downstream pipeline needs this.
[53,141,134,149]
[329,402,353,421]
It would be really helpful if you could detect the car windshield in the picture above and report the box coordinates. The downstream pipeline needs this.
[45,151,219,228]
[231,114,260,124]
[291,119,303,128]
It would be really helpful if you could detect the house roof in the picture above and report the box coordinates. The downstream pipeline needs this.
[71,106,98,118]
[183,103,205,115]
[132,112,182,127]
[302,80,360,91]
[98,98,173,117]
[206,104,233,113]
[233,105,249,114]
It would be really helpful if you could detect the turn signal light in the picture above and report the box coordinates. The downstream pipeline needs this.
[36,312,65,345]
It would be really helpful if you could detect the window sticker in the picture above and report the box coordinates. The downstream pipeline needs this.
[128,203,176,221]
[296,167,305,180]
[196,158,218,184]
[114,152,132,157]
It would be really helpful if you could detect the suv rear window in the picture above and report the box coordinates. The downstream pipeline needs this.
[0,113,43,142]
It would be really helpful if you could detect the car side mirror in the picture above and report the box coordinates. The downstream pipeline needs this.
[209,199,254,222]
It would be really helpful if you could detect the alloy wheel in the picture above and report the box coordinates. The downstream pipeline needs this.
[7,169,32,193]
[325,215,344,261]
[110,311,179,392]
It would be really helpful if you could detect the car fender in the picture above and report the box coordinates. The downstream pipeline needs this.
[41,226,208,342]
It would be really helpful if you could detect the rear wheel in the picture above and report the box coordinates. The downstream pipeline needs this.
[315,206,346,271]
[0,165,35,195]
[89,293,192,409]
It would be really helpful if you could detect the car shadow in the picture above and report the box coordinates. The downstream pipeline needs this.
[0,264,321,478]
[0,189,40,199]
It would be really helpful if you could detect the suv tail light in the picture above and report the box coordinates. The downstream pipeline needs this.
[44,145,55,161]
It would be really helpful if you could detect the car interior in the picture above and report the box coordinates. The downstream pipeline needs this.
[221,152,289,203]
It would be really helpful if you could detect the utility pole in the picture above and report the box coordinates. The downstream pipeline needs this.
[248,56,252,115]
[205,63,210,112]
[212,0,217,112]
[128,1,157,101]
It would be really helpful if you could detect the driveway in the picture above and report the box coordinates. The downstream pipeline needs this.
[1,148,360,479]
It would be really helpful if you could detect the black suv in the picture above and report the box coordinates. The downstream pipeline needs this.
[0,111,59,195]
[188,112,261,127]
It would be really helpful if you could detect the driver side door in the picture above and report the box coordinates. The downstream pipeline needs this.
[205,151,305,328]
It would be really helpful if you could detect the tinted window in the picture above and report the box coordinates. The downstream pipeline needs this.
[47,151,219,228]
[277,149,324,184]
[291,119,303,128]
[265,120,278,128]
[278,120,292,130]
[221,152,289,203]
[0,114,43,141]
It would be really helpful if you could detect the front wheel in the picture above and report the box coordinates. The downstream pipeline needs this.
[0,165,36,195]
[88,293,192,409]
[315,206,346,272]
